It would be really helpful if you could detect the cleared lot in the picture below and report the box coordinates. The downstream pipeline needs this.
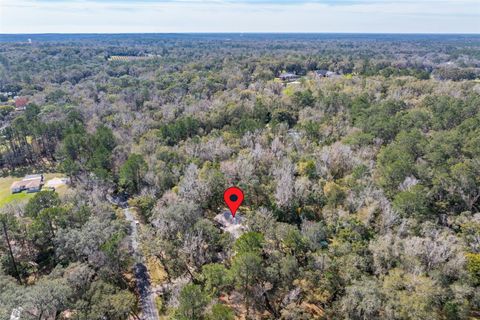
[0,173,69,207]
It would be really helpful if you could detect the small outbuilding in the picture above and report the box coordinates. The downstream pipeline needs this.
[279,72,300,82]
[314,70,337,78]
[314,69,329,77]
[214,211,246,239]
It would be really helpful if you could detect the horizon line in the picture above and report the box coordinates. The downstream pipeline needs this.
[1,32,480,35]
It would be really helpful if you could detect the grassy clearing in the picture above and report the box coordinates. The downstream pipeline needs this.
[0,176,34,207]
[0,190,34,208]
[0,173,68,208]
[146,256,168,286]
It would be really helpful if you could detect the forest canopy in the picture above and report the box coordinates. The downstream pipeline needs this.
[0,33,479,320]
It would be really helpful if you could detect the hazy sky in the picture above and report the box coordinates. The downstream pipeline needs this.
[1,0,479,33]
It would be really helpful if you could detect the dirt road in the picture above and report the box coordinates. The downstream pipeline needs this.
[124,208,159,320]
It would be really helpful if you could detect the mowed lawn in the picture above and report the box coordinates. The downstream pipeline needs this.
[0,173,68,208]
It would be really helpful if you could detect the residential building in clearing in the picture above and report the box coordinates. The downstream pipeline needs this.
[278,72,300,82]
[10,174,44,194]
[313,69,338,78]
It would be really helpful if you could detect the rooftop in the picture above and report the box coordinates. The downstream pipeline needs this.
[10,174,44,192]
[24,174,43,181]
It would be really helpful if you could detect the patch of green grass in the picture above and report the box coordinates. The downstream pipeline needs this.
[282,85,296,97]
[145,256,168,286]
[0,192,34,208]
[155,296,164,314]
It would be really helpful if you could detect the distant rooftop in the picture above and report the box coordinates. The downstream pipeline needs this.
[24,174,43,180]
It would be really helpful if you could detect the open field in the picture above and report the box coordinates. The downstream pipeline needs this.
[0,173,68,208]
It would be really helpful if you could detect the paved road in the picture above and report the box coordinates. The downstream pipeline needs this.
[124,208,159,320]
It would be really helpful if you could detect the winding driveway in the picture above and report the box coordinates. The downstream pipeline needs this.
[124,208,159,320]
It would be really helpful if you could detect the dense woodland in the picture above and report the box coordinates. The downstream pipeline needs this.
[0,34,480,319]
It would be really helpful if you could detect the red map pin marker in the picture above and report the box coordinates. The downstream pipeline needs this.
[224,186,244,218]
